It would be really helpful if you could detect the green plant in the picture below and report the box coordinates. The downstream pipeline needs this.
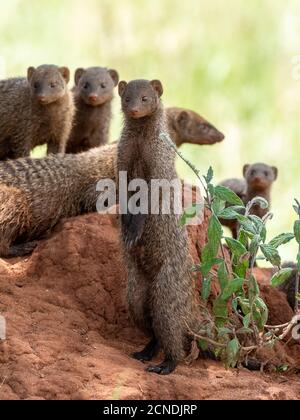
[160,132,298,369]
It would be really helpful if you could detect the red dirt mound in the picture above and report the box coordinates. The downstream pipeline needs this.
[0,212,299,400]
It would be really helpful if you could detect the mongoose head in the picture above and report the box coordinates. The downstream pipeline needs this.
[170,107,225,146]
[27,64,70,105]
[74,67,119,106]
[118,79,163,118]
[243,163,278,191]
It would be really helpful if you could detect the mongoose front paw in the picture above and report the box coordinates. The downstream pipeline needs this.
[146,359,177,375]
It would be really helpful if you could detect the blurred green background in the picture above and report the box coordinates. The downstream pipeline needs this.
[0,0,299,261]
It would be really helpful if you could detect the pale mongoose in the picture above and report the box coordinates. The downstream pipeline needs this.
[117,79,196,375]
[219,163,278,238]
[0,64,74,159]
[66,67,119,154]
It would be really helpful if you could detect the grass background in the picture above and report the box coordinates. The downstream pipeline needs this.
[0,0,300,261]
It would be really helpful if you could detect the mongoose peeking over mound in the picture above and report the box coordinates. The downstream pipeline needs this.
[0,64,74,159]
[0,143,117,258]
[219,163,278,238]
[66,67,119,154]
[117,79,197,375]
[166,107,224,147]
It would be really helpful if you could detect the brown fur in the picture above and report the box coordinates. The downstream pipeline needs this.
[0,144,117,257]
[117,79,196,375]
[166,107,224,147]
[219,163,278,238]
[0,64,74,159]
[66,67,119,154]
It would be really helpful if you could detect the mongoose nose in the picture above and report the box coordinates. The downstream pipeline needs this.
[130,109,139,117]
[89,94,98,102]
[37,95,47,103]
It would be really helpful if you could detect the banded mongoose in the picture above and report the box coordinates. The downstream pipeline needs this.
[117,79,197,375]
[66,67,119,154]
[0,64,74,159]
[166,107,224,147]
[0,143,117,258]
[219,163,278,238]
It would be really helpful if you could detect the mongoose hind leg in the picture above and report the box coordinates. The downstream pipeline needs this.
[127,256,152,334]
[147,356,177,375]
[132,336,160,362]
[7,241,38,258]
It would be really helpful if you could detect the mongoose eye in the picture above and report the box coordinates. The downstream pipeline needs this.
[125,97,130,103]
[264,171,269,177]
[50,82,57,88]
[33,82,39,89]
[251,170,256,177]
[83,82,90,89]
[142,96,148,102]
[101,82,106,89]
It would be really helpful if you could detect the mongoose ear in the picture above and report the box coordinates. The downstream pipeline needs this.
[272,166,278,180]
[243,164,250,178]
[108,69,119,86]
[150,80,163,97]
[176,111,189,129]
[59,67,70,84]
[118,81,127,97]
[27,67,36,82]
[74,68,85,85]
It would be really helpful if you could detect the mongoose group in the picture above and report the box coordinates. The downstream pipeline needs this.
[0,63,295,374]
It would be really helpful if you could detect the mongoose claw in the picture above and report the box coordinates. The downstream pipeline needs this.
[146,359,177,375]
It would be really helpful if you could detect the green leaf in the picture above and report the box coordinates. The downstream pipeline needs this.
[248,215,264,234]
[236,215,257,234]
[294,220,300,245]
[208,184,215,198]
[225,237,248,258]
[270,268,293,287]
[202,276,212,300]
[226,338,240,368]
[260,244,281,267]
[214,186,244,206]
[204,166,214,184]
[217,261,229,292]
[269,233,295,248]
[249,234,261,256]
[200,258,222,277]
[237,327,253,334]
[180,203,203,226]
[249,275,260,304]
[207,214,223,257]
[238,229,249,247]
[221,278,244,301]
[250,196,269,210]
[297,252,300,274]
[243,313,251,328]
[218,327,232,337]
[198,339,208,351]
[253,297,269,330]
[218,208,240,220]
[211,198,225,217]
[213,297,228,326]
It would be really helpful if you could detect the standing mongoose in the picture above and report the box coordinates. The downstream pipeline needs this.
[0,143,117,258]
[166,107,224,147]
[219,163,278,238]
[0,64,74,160]
[66,67,119,154]
[117,79,196,375]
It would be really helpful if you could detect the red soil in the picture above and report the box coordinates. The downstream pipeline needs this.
[0,212,299,400]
